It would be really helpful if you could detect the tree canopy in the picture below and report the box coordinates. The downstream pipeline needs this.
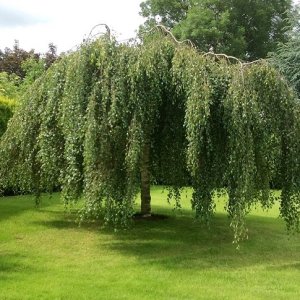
[140,0,293,60]
[0,42,59,102]
[270,8,300,98]
[0,41,58,81]
[0,32,299,243]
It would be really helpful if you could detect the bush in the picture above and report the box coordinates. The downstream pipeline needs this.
[0,96,17,196]
[0,95,16,137]
[0,72,20,99]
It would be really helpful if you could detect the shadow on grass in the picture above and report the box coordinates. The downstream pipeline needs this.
[266,262,300,271]
[0,253,32,281]
[31,208,103,230]
[0,193,59,221]
[37,219,80,229]
[105,217,299,270]
[33,205,300,271]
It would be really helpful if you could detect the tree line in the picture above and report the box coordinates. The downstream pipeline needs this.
[0,41,58,100]
[140,0,295,60]
[0,41,59,139]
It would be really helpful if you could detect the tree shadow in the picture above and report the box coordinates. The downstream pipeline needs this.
[0,253,32,281]
[31,207,104,230]
[99,211,300,271]
[30,204,300,271]
[0,193,60,221]
[266,262,300,271]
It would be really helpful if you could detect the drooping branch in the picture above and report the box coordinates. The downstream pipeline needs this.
[86,23,111,42]
[144,24,196,48]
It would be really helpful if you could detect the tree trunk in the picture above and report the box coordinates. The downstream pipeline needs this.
[140,141,151,216]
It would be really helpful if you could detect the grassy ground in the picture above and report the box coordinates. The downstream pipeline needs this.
[0,186,299,300]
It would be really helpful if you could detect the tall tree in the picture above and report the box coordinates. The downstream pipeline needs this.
[0,35,299,243]
[269,6,300,97]
[140,0,293,60]
[0,40,40,79]
[44,43,58,69]
[0,42,58,80]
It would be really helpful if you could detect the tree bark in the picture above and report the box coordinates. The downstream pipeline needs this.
[140,141,151,216]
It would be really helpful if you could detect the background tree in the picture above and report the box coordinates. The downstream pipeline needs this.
[44,43,58,69]
[0,41,58,78]
[0,42,59,99]
[269,6,300,97]
[140,0,293,60]
[20,57,46,93]
[0,40,40,79]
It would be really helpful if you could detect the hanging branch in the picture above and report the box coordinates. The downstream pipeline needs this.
[144,24,264,70]
[65,24,112,54]
[143,24,196,48]
[86,23,111,42]
[83,23,264,70]
[203,52,265,69]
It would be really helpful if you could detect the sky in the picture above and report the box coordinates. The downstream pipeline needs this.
[0,0,299,54]
[0,0,145,53]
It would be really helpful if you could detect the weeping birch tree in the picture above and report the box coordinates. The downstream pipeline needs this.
[0,32,299,243]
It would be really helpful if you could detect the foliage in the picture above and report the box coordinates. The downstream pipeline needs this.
[270,38,300,97]
[0,71,20,99]
[0,95,16,137]
[0,34,299,243]
[0,42,59,99]
[44,43,58,69]
[20,57,46,93]
[0,40,40,79]
[269,8,300,98]
[140,0,293,60]
[0,41,58,79]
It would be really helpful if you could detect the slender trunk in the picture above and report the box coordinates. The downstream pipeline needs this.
[140,141,151,216]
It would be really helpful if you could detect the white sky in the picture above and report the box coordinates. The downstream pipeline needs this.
[0,0,145,53]
[0,0,299,54]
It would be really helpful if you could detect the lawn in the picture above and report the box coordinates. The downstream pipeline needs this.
[0,186,299,300]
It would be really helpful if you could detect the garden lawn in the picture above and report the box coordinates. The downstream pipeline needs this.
[0,186,299,300]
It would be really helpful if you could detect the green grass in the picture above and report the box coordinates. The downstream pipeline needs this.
[0,186,299,300]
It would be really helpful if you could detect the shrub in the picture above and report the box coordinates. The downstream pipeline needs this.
[0,95,16,137]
